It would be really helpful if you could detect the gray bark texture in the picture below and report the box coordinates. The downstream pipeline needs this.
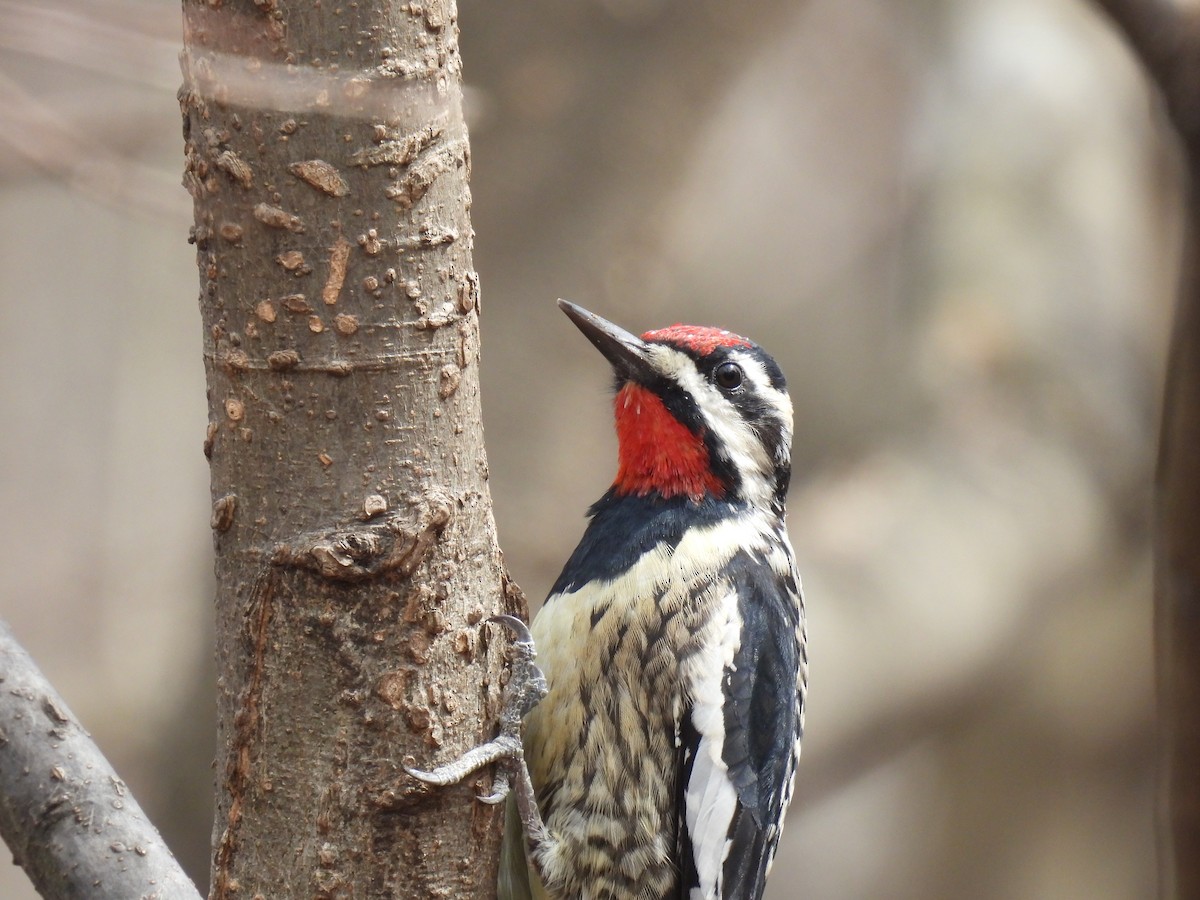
[179,1,520,896]
[1091,1,1200,896]
[0,621,203,900]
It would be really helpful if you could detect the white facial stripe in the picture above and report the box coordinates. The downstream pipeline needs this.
[647,345,791,507]
[732,354,794,444]
[649,345,769,480]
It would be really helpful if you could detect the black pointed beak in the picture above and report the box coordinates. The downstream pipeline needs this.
[558,299,658,383]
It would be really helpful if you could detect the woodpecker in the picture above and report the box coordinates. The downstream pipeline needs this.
[410,301,806,900]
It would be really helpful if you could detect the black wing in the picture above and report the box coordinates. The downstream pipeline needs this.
[676,710,702,900]
[679,549,803,900]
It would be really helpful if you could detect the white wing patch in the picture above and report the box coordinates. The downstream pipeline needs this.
[682,591,743,899]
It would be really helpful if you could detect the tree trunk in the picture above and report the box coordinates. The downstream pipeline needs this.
[179,2,519,896]
[1089,2,1200,896]
[1157,178,1200,900]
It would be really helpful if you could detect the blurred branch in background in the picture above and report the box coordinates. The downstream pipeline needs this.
[1091,1,1200,896]
[0,67,181,218]
[0,0,178,86]
[0,0,184,217]
[0,621,201,899]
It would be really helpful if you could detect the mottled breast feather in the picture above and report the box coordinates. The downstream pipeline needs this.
[520,496,805,900]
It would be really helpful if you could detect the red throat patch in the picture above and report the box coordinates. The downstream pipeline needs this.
[612,383,725,501]
[640,324,752,355]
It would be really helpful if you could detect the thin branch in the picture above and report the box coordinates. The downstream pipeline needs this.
[0,620,202,900]
[0,0,180,89]
[0,69,187,220]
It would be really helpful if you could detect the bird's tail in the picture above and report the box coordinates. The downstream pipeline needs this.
[497,794,541,900]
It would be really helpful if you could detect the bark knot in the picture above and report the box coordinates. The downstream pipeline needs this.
[272,493,453,583]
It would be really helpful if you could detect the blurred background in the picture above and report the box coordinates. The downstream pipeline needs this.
[0,0,1172,896]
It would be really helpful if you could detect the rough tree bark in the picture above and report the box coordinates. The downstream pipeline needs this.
[1090,1,1200,896]
[179,1,519,896]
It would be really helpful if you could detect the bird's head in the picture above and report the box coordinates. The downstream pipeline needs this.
[559,300,793,513]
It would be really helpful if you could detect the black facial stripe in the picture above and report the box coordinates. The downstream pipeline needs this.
[616,338,790,503]
[613,369,743,495]
[758,354,787,392]
[709,367,787,451]
[733,390,781,437]
[727,385,791,503]
[645,339,787,393]
[659,381,742,492]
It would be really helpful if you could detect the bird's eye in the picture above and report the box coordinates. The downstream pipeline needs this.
[714,361,744,390]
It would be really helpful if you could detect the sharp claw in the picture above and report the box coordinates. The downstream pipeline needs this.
[487,613,534,646]
[396,615,545,804]
[404,765,442,785]
[477,767,512,804]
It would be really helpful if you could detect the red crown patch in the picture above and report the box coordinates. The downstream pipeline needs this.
[641,324,752,356]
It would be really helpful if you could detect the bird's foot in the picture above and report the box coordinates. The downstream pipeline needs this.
[405,615,547,804]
